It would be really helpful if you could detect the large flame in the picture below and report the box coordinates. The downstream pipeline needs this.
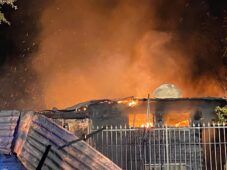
[128,113,154,127]
[162,112,190,127]
[128,112,190,127]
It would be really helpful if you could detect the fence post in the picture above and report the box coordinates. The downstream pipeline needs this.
[165,125,169,170]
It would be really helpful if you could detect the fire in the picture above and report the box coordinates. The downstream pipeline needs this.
[175,120,190,127]
[128,100,138,107]
[163,112,190,127]
[141,122,153,128]
[129,112,190,127]
[128,113,154,127]
[117,97,138,107]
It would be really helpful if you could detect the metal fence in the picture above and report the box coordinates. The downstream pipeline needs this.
[89,123,227,170]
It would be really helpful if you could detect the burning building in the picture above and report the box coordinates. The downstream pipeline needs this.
[42,96,226,128]
[0,0,227,169]
[0,0,227,110]
[40,95,226,169]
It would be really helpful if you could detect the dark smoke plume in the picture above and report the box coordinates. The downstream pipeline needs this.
[154,0,227,95]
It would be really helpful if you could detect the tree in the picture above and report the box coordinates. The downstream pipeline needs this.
[0,0,17,24]
[215,106,227,123]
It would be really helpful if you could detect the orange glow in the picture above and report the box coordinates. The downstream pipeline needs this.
[128,100,138,107]
[128,113,154,127]
[27,0,224,109]
[117,97,138,107]
[141,122,153,128]
[129,112,190,127]
[163,112,190,127]
[175,120,190,127]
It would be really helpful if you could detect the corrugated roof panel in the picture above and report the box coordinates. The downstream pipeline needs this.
[0,110,20,154]
[15,114,120,170]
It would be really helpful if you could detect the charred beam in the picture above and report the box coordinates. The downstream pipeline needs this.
[39,111,90,119]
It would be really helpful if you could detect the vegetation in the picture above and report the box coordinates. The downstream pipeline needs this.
[215,106,227,123]
[0,0,16,24]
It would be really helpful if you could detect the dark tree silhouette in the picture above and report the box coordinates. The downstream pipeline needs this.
[0,0,16,24]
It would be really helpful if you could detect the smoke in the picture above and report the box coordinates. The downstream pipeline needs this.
[0,0,226,109]
[30,0,226,109]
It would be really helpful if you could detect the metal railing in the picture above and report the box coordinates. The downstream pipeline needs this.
[88,123,227,170]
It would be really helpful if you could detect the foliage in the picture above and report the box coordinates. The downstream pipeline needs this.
[215,106,227,123]
[0,0,16,24]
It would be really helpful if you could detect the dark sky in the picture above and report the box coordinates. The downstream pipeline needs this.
[0,0,51,109]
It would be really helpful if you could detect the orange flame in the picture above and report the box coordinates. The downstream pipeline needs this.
[175,120,190,127]
[163,112,190,127]
[128,113,154,127]
[128,100,138,107]
[141,122,153,128]
[129,112,190,127]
